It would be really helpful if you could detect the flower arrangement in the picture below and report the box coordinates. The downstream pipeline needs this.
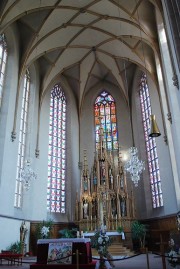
[168,238,180,268]
[91,231,111,256]
[35,219,53,239]
[41,226,50,238]
[92,229,114,269]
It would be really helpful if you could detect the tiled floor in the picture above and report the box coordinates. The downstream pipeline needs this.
[0,254,173,269]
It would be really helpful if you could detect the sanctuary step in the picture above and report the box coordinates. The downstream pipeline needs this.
[91,243,134,257]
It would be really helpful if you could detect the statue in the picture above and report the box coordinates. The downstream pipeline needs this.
[101,162,106,184]
[92,198,97,216]
[84,180,88,191]
[120,197,126,217]
[93,175,97,186]
[20,221,28,243]
[20,221,28,255]
[83,200,88,218]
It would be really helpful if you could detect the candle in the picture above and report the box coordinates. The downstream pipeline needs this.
[81,231,84,238]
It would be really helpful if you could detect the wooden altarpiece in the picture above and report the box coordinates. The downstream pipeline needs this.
[75,134,136,233]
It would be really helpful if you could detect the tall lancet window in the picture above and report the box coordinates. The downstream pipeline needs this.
[14,70,30,208]
[94,91,118,151]
[139,73,163,208]
[47,84,66,213]
[0,34,7,108]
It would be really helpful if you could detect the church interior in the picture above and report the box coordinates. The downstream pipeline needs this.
[0,0,180,262]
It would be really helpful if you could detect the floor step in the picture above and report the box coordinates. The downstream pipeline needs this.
[91,243,134,257]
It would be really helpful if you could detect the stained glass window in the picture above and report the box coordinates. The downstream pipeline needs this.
[47,84,66,213]
[14,70,30,208]
[94,91,118,151]
[139,73,163,208]
[0,34,7,108]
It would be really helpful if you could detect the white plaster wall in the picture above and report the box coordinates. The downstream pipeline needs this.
[0,23,34,251]
[132,68,177,219]
[21,63,40,219]
[0,217,30,253]
[27,75,79,222]
[161,1,180,92]
[156,10,180,209]
[0,23,21,216]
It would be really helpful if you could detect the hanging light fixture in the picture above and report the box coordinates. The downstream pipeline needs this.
[124,147,145,187]
[21,160,37,191]
[149,114,161,137]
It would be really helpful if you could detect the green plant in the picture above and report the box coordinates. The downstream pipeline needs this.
[6,241,21,253]
[131,220,146,248]
[117,226,123,233]
[58,228,76,238]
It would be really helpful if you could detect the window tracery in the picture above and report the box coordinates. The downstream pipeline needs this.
[14,70,30,208]
[47,84,66,213]
[139,73,163,208]
[94,91,118,151]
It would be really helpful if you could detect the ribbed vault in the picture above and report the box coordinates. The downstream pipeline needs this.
[0,0,162,111]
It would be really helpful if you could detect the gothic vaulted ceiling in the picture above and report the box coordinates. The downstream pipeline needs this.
[0,0,162,110]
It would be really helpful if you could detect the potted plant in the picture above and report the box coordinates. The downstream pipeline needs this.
[131,220,147,252]
[117,226,123,234]
[58,228,76,238]
[6,241,21,253]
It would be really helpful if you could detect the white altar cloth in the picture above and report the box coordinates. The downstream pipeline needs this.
[37,238,91,244]
[84,231,125,240]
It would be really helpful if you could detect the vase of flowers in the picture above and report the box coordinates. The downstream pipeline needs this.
[92,231,111,256]
[41,226,50,239]
[92,230,114,269]
[168,238,180,268]
[35,219,53,239]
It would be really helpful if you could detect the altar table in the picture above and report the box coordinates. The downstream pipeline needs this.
[33,238,93,265]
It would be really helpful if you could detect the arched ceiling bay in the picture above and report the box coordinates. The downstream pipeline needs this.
[0,0,162,110]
